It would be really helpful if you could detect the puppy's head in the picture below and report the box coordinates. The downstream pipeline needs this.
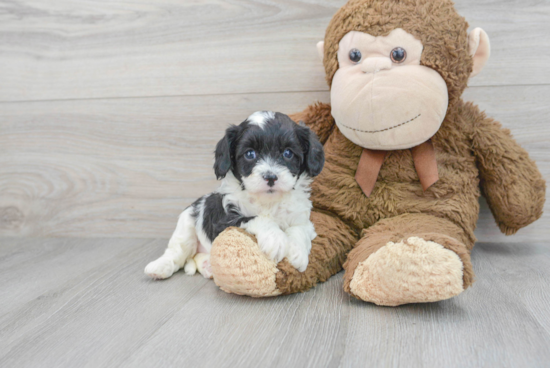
[214,111,324,195]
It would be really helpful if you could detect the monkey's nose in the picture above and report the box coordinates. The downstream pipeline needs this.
[263,173,278,187]
[361,57,392,74]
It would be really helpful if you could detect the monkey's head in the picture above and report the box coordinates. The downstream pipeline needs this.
[318,0,490,150]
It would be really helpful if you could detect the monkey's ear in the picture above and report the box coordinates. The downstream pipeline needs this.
[468,28,490,78]
[316,41,324,62]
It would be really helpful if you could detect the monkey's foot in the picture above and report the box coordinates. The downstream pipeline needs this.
[211,211,357,298]
[347,237,465,306]
[210,227,281,297]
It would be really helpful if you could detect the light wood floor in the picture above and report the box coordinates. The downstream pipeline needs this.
[1,1,549,367]
[1,237,549,367]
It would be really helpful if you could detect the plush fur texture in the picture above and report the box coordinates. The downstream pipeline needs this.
[210,0,545,305]
[342,213,475,295]
[211,228,282,297]
[211,210,357,295]
[349,236,465,306]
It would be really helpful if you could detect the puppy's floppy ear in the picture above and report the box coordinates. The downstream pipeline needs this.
[297,125,325,177]
[214,125,240,179]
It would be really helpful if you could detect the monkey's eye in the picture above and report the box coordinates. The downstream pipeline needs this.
[283,149,294,159]
[349,48,362,63]
[390,47,407,63]
[244,150,256,160]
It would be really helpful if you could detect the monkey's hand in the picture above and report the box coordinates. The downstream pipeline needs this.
[289,102,335,144]
[472,110,546,235]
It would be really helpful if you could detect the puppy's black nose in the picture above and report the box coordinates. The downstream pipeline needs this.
[263,173,278,187]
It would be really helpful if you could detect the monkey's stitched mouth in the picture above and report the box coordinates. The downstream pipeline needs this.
[339,113,421,133]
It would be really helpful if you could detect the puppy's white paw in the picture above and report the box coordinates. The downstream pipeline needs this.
[287,238,310,272]
[194,253,213,279]
[257,230,288,263]
[144,257,176,280]
[183,258,197,276]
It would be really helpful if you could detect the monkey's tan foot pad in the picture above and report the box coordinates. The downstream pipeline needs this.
[210,227,281,297]
[349,237,464,306]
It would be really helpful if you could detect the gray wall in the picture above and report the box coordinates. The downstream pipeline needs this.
[0,0,548,241]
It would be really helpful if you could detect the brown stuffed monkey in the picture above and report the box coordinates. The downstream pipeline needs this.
[209,0,546,306]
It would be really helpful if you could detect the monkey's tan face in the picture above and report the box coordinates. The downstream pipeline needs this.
[330,29,448,150]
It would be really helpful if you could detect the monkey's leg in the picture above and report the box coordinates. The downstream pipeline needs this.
[210,211,357,297]
[343,213,475,306]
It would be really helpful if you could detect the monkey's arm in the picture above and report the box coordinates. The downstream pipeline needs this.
[289,102,335,144]
[472,107,546,235]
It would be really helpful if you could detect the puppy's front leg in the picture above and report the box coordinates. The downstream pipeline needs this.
[241,217,289,263]
[145,208,197,280]
[285,222,316,272]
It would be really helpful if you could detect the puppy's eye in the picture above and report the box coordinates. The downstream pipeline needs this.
[390,47,407,63]
[283,149,294,159]
[349,48,362,63]
[244,150,256,160]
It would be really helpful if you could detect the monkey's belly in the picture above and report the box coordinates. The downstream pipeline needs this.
[310,148,480,247]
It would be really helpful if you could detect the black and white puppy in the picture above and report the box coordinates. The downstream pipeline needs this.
[145,111,325,279]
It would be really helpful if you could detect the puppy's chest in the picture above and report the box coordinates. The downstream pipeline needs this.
[242,195,309,229]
